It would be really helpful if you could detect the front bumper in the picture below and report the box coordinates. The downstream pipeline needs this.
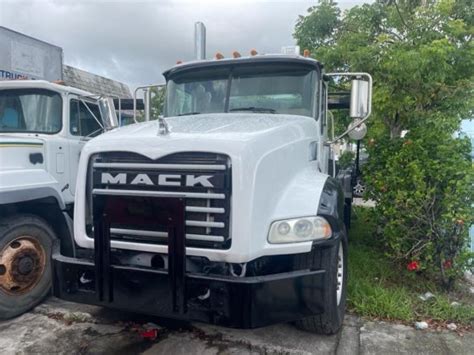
[53,194,330,328]
[52,252,326,328]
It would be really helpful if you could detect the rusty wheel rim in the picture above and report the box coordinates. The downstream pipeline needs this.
[0,236,46,295]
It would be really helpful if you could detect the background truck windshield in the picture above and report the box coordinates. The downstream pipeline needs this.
[0,89,62,134]
[165,66,316,117]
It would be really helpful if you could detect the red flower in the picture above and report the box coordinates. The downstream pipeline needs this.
[407,260,420,271]
[443,260,452,269]
[140,329,159,340]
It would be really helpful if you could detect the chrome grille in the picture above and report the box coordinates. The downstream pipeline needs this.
[88,152,232,249]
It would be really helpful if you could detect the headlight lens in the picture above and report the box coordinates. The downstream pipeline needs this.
[277,222,291,235]
[268,216,332,244]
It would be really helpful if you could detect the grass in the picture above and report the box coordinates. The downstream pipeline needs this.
[347,207,474,325]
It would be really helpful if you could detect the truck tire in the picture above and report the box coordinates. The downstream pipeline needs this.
[294,230,348,335]
[0,214,56,319]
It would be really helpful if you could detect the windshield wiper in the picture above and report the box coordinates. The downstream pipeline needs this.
[229,107,276,113]
[178,112,201,116]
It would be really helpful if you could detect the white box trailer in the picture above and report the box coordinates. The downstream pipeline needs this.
[0,26,63,81]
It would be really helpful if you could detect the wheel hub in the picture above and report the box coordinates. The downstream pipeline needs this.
[0,237,46,295]
[17,255,35,275]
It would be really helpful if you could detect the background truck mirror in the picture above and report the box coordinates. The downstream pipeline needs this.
[98,97,118,131]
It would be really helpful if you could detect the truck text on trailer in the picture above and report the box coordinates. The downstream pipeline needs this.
[51,25,371,333]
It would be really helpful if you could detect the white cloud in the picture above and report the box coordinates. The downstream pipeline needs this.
[0,0,369,89]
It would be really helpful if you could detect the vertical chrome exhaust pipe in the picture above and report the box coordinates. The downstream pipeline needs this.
[194,22,206,60]
[144,88,151,122]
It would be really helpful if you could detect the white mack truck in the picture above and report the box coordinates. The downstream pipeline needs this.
[50,42,372,333]
[0,79,122,318]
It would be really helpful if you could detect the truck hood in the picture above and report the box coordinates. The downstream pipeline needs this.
[0,135,45,170]
[76,113,327,262]
[92,113,319,154]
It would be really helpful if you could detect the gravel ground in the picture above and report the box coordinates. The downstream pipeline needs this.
[0,297,472,354]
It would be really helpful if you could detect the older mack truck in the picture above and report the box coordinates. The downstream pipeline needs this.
[0,79,120,319]
[51,49,371,333]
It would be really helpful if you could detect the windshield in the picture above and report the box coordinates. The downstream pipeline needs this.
[0,89,62,134]
[165,65,316,117]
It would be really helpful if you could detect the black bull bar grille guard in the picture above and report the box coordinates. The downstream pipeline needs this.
[52,194,327,328]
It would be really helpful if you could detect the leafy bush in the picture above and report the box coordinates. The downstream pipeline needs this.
[365,122,473,288]
[294,0,474,288]
[348,207,474,324]
[338,150,355,169]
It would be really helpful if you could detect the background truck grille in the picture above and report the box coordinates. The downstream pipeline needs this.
[87,151,232,249]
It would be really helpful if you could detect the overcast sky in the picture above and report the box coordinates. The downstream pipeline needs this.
[0,0,369,88]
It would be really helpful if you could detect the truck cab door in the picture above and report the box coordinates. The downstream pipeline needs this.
[67,97,104,196]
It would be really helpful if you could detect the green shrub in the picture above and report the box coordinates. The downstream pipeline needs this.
[294,0,474,289]
[365,122,473,289]
[338,150,355,169]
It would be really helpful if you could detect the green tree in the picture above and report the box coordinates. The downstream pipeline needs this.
[295,0,474,288]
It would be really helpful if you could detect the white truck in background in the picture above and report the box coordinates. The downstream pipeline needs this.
[0,27,126,318]
[0,80,121,318]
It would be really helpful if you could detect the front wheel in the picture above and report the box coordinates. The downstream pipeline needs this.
[353,179,366,197]
[0,214,56,319]
[294,231,348,335]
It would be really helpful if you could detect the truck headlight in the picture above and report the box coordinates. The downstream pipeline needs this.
[268,216,332,244]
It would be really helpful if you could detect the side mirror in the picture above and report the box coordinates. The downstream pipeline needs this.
[98,97,118,131]
[324,72,372,145]
[350,79,370,119]
[347,118,367,140]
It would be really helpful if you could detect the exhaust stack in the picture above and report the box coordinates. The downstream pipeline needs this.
[194,22,206,60]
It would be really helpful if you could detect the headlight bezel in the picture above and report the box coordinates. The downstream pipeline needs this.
[267,216,332,244]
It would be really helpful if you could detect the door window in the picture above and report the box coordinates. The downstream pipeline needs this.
[70,99,103,137]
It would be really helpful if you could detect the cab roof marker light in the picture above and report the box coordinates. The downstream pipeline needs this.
[303,49,311,58]
[215,52,224,60]
[250,49,258,56]
[232,51,241,58]
[176,60,183,64]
